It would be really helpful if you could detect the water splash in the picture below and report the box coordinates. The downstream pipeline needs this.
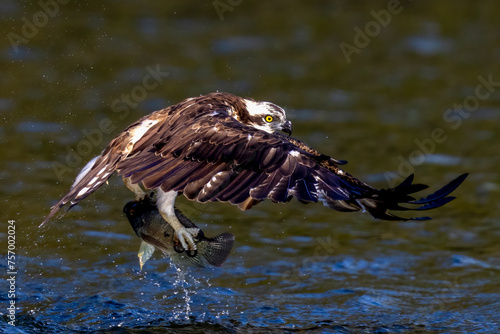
[168,266,196,321]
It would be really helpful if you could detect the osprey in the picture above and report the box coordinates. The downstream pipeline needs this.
[42,92,468,253]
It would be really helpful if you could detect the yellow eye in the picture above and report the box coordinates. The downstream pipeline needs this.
[265,115,273,123]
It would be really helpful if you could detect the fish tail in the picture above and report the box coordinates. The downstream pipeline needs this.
[202,232,235,266]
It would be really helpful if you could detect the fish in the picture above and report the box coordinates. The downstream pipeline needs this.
[123,195,235,269]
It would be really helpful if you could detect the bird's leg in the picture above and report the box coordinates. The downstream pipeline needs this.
[123,176,147,200]
[156,190,197,253]
[160,210,197,255]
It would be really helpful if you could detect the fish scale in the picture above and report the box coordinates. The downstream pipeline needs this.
[123,195,235,269]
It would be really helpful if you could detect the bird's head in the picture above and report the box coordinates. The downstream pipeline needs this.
[240,98,293,135]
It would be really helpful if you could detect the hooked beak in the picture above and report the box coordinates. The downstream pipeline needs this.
[281,120,293,136]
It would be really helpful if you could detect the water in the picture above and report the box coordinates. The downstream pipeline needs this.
[1,1,500,333]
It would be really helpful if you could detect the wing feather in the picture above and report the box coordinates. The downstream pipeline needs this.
[118,112,467,221]
[44,92,466,226]
[197,170,235,202]
[117,113,372,208]
[183,163,228,200]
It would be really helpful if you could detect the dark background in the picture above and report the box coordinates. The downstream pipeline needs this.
[1,1,499,332]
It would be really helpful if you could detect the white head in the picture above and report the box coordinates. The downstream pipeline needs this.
[242,98,292,135]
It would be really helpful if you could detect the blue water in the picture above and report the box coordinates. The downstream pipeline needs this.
[2,1,500,333]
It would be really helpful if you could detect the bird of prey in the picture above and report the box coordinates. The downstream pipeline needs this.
[42,92,468,253]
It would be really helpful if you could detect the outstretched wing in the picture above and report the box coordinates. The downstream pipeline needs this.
[118,114,468,219]
[43,91,467,225]
[117,114,368,210]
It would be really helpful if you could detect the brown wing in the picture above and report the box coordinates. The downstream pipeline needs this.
[117,110,468,220]
[41,93,250,224]
[43,90,468,224]
[117,114,371,210]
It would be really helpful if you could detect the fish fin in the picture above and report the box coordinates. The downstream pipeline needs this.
[171,253,206,268]
[138,241,155,271]
[202,232,235,266]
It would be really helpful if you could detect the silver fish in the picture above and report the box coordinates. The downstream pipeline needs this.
[124,195,234,269]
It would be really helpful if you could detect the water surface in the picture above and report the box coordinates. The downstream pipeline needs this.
[1,1,500,333]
